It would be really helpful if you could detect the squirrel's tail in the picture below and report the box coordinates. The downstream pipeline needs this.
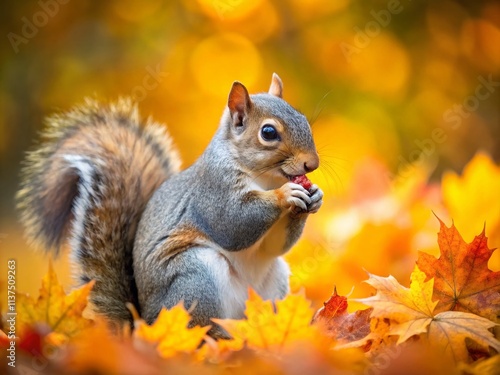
[17,98,181,323]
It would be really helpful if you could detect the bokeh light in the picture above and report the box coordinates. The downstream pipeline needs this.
[0,0,498,312]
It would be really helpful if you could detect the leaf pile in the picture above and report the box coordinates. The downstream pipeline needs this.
[2,153,500,374]
[2,219,498,374]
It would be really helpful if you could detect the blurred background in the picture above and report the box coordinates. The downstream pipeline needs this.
[1,0,499,310]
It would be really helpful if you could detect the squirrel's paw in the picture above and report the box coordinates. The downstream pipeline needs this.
[307,184,323,214]
[280,182,311,212]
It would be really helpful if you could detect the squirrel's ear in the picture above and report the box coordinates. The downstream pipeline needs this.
[228,81,252,125]
[268,73,283,98]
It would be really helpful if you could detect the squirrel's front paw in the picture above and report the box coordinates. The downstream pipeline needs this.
[279,182,311,212]
[307,184,323,214]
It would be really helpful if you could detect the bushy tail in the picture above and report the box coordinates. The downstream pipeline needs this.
[17,98,181,323]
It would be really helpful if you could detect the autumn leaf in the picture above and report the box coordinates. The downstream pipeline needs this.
[457,355,500,375]
[61,320,165,375]
[442,153,500,260]
[16,263,94,338]
[417,218,500,321]
[356,266,500,362]
[312,287,372,345]
[339,317,397,355]
[133,302,210,358]
[215,289,318,353]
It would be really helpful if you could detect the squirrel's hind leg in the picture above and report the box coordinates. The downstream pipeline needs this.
[139,247,233,339]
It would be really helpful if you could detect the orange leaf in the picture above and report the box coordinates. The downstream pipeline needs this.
[133,302,210,358]
[417,218,500,321]
[63,320,163,375]
[355,266,500,362]
[16,263,94,338]
[214,289,318,353]
[442,153,500,258]
[313,287,371,345]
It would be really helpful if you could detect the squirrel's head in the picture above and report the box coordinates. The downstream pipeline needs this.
[223,73,319,189]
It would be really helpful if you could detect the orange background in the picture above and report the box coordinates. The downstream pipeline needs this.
[0,0,499,310]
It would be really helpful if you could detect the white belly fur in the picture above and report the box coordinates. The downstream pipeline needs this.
[194,176,293,318]
[193,215,291,319]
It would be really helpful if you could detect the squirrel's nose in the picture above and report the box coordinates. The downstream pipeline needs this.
[303,154,319,173]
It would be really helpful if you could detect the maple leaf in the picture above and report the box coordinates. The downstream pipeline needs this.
[356,266,500,362]
[417,218,500,322]
[17,263,94,338]
[133,302,210,358]
[196,333,245,363]
[312,287,372,345]
[339,317,397,355]
[215,289,318,353]
[442,153,500,259]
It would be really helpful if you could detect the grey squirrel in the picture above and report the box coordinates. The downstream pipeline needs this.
[17,73,323,338]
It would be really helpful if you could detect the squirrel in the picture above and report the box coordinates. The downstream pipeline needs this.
[17,73,323,338]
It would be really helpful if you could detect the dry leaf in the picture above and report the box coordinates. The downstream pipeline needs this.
[312,287,372,345]
[457,355,500,375]
[16,263,94,338]
[417,218,500,321]
[215,290,318,353]
[442,153,500,259]
[63,320,163,375]
[356,266,500,362]
[134,302,210,358]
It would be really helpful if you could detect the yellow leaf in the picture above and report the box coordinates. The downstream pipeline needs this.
[17,262,94,338]
[428,311,500,362]
[134,303,210,358]
[457,355,500,375]
[215,290,318,353]
[63,320,162,375]
[442,153,500,268]
[338,317,397,355]
[196,334,244,363]
[355,267,436,344]
[356,266,500,362]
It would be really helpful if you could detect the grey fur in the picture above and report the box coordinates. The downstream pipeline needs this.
[17,98,180,323]
[134,91,319,336]
[18,78,322,337]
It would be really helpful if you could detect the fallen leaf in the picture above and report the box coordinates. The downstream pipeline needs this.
[426,311,500,362]
[442,153,500,261]
[16,263,94,338]
[312,287,372,345]
[62,320,163,375]
[457,355,500,375]
[134,302,210,358]
[197,334,245,363]
[215,290,318,353]
[417,218,500,321]
[340,317,397,354]
[356,266,500,362]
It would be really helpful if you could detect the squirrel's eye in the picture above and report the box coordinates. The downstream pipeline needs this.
[261,125,279,141]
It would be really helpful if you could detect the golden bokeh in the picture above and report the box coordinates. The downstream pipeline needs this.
[0,0,498,318]
[190,33,263,97]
